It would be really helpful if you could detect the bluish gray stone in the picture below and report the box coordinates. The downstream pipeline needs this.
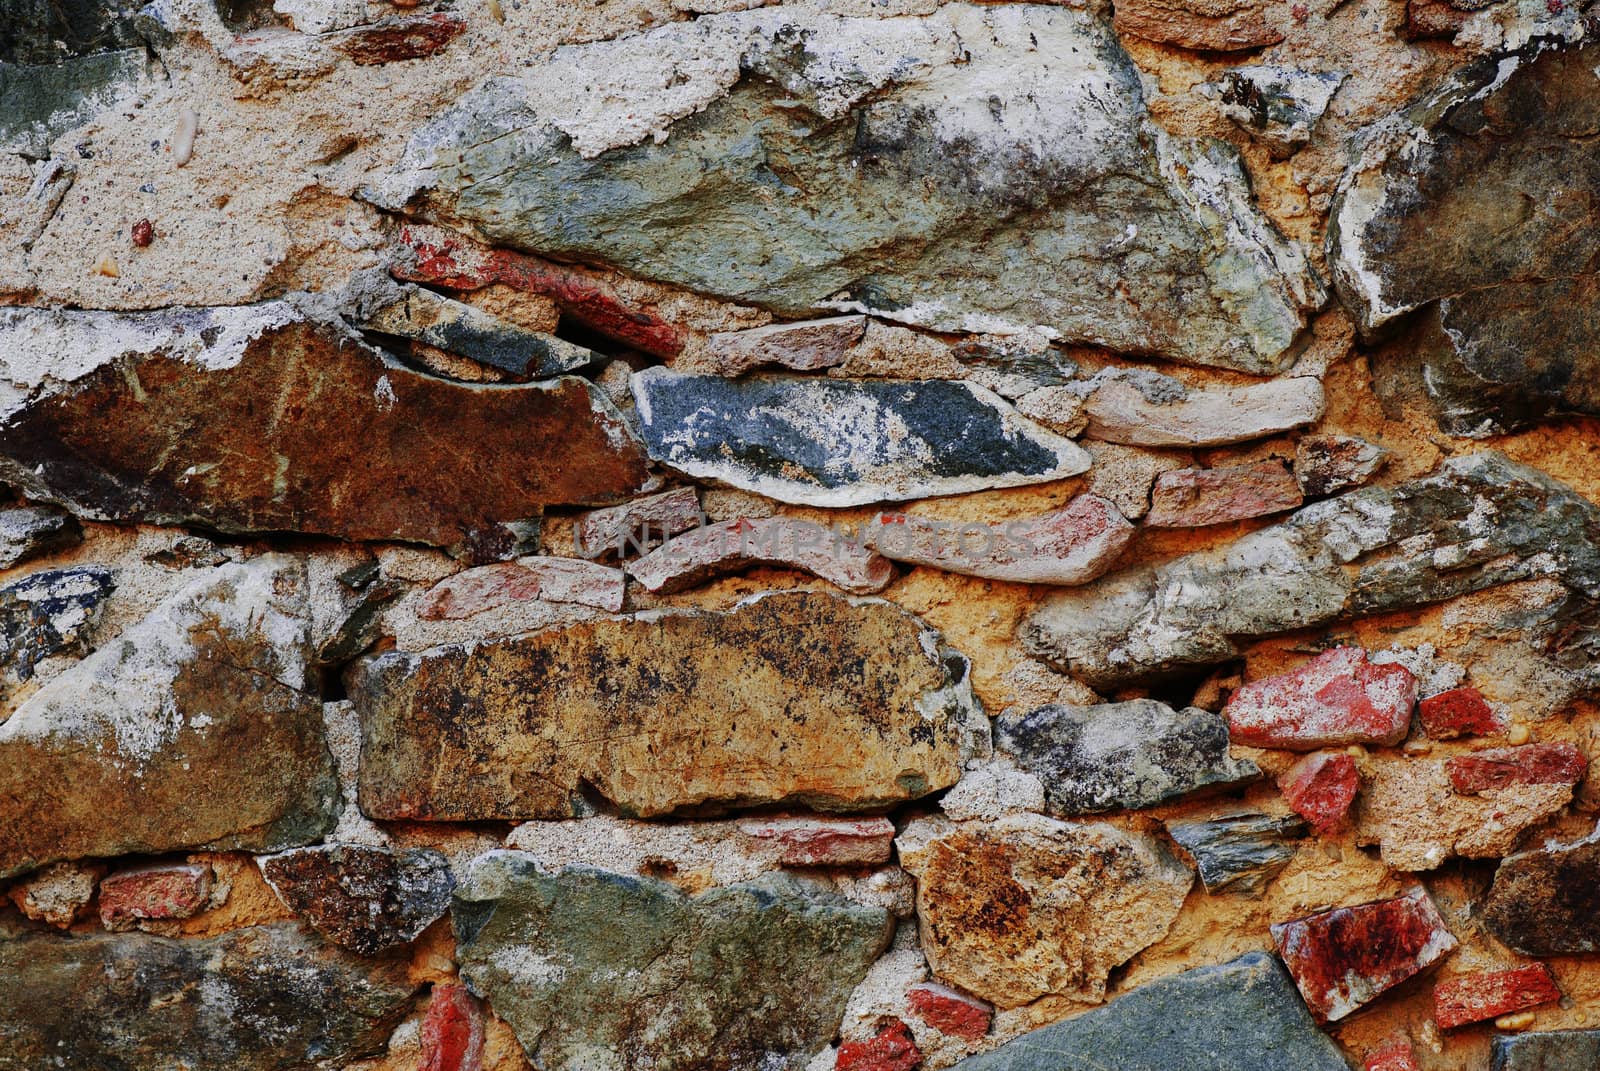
[997,700,1260,816]
[631,368,1090,507]
[0,565,113,688]
[1166,812,1308,897]
[1493,1029,1600,1071]
[949,952,1346,1071]
[0,49,146,158]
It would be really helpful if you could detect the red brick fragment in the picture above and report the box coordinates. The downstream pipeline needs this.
[906,981,992,1041]
[98,863,213,930]
[131,219,153,247]
[1145,459,1303,528]
[336,14,466,64]
[837,1019,920,1071]
[1225,646,1416,750]
[1277,751,1359,834]
[1417,686,1502,739]
[1434,964,1561,1030]
[1363,1036,1420,1071]
[421,984,485,1071]
[737,815,895,866]
[1447,743,1587,795]
[396,224,687,357]
[1271,887,1457,1022]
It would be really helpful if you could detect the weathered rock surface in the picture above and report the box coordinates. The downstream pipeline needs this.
[1365,1037,1422,1071]
[947,952,1347,1071]
[702,316,866,375]
[1272,888,1457,1023]
[1024,452,1600,688]
[574,486,704,560]
[1294,434,1389,497]
[1331,40,1600,435]
[1434,965,1560,1030]
[1224,647,1416,750]
[5,860,101,928]
[631,369,1089,507]
[906,983,992,1042]
[260,844,455,955]
[735,816,895,867]
[351,591,987,820]
[0,564,113,688]
[0,503,79,569]
[1113,0,1282,52]
[453,853,892,1071]
[1210,67,1346,158]
[0,304,649,547]
[1418,685,1503,739]
[837,1019,921,1071]
[896,814,1192,1007]
[418,557,626,619]
[1082,374,1324,446]
[628,516,894,594]
[0,558,339,879]
[1145,458,1303,528]
[1166,811,1307,897]
[0,922,419,1070]
[0,47,147,158]
[1447,742,1587,793]
[1278,751,1359,833]
[997,700,1259,815]
[98,863,214,931]
[1493,1029,1600,1070]
[373,5,1321,373]
[866,496,1134,586]
[1483,836,1600,955]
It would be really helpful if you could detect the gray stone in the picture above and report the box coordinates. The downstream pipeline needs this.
[370,4,1321,374]
[1493,1029,1600,1071]
[631,369,1090,507]
[453,852,892,1071]
[1294,433,1389,497]
[1166,812,1308,897]
[0,557,339,879]
[1209,67,1346,158]
[0,922,419,1071]
[0,503,80,568]
[1023,451,1600,688]
[1330,41,1600,436]
[1482,836,1600,955]
[0,48,146,158]
[0,565,113,689]
[947,952,1347,1071]
[0,0,149,65]
[260,844,455,956]
[997,700,1260,815]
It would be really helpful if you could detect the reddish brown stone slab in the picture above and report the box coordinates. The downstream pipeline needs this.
[1447,743,1587,794]
[97,863,213,931]
[1112,0,1283,51]
[1277,751,1359,834]
[421,984,485,1071]
[1145,459,1304,528]
[1418,686,1503,739]
[335,14,466,64]
[1225,647,1416,750]
[837,1019,920,1071]
[1271,888,1457,1022]
[396,224,687,357]
[906,982,992,1041]
[418,557,626,619]
[1363,1036,1421,1071]
[1434,965,1560,1030]
[0,305,649,547]
[735,816,895,867]
[627,516,894,595]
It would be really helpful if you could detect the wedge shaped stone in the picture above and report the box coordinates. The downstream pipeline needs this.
[350,591,987,820]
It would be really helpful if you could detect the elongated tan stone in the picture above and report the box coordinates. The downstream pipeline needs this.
[1083,376,1324,447]
[350,591,988,820]
[627,516,894,594]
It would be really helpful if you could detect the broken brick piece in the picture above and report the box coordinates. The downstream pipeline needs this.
[98,863,213,930]
[1225,646,1416,750]
[1277,751,1359,834]
[421,984,486,1071]
[1434,965,1561,1030]
[1418,686,1503,739]
[836,1019,921,1071]
[1447,743,1587,795]
[1271,887,1457,1022]
[736,816,896,867]
[906,981,992,1041]
[1363,1036,1421,1071]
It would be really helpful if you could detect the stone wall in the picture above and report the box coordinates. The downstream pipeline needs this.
[3,0,1600,1068]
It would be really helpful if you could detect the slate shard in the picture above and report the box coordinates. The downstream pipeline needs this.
[0,565,113,687]
[1482,836,1600,955]
[1448,743,1587,794]
[351,590,987,820]
[260,844,456,955]
[453,853,892,1071]
[0,503,80,569]
[0,922,419,1070]
[1166,811,1307,897]
[0,303,650,546]
[372,4,1320,373]
[0,557,339,879]
[946,952,1347,1071]
[1145,459,1303,528]
[1492,1029,1600,1071]
[997,700,1260,816]
[631,369,1089,508]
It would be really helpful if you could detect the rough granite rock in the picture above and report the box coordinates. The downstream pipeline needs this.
[997,700,1260,815]
[896,813,1192,1007]
[0,565,114,689]
[0,503,80,569]
[1145,458,1303,528]
[1493,1029,1600,1070]
[1482,836,1600,955]
[0,558,339,879]
[1023,451,1600,688]
[627,516,894,595]
[1112,0,1282,52]
[1272,888,1458,1022]
[351,591,987,820]
[5,860,101,928]
[453,853,892,1071]
[1209,67,1346,158]
[0,922,419,1070]
[866,496,1134,586]
[1331,40,1600,436]
[630,369,1090,508]
[1166,811,1308,897]
[946,952,1347,1071]
[371,4,1321,373]
[260,844,455,956]
[1434,965,1561,1030]
[0,303,650,547]
[1082,375,1325,447]
[1418,685,1503,739]
[1224,647,1416,750]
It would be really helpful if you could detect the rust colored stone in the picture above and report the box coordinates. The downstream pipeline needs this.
[906,982,992,1041]
[396,224,687,357]
[1417,686,1502,739]
[1434,965,1560,1030]
[1225,646,1415,750]
[1145,459,1304,528]
[421,984,485,1071]
[1447,743,1587,795]
[736,816,895,867]
[98,863,214,930]
[1112,0,1283,51]
[837,1019,920,1071]
[1277,751,1359,834]
[335,14,466,64]
[1363,1036,1420,1071]
[1271,888,1457,1022]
